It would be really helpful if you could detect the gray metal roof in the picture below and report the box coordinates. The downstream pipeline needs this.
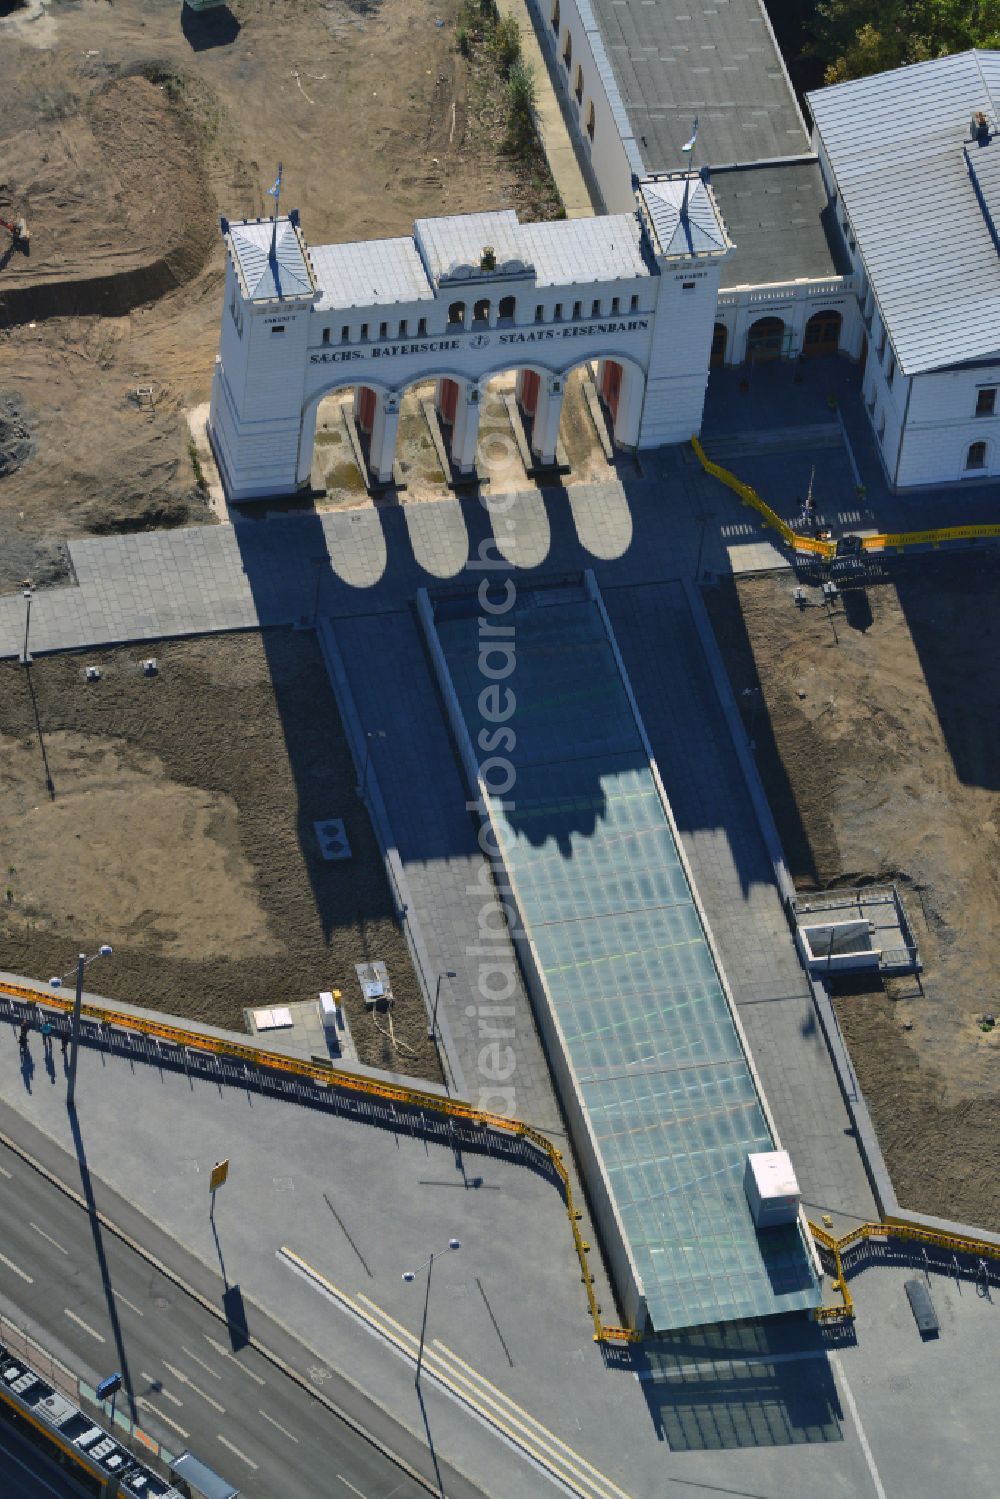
[414,209,650,287]
[639,174,731,259]
[584,0,809,175]
[808,51,1000,375]
[311,237,433,311]
[228,217,316,302]
[710,159,849,288]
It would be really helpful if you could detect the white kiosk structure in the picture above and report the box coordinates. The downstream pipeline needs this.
[208,179,732,502]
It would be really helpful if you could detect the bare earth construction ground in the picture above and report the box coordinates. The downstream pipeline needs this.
[0,631,438,1080]
[707,555,1000,1233]
[0,0,563,588]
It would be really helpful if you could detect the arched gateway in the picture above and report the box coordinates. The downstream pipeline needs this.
[209,182,733,502]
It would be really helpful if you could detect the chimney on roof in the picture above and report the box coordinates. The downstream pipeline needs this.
[972,110,991,145]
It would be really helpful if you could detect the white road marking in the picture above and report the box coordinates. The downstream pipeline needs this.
[63,1308,105,1343]
[831,1352,887,1499]
[203,1334,266,1386]
[114,1290,144,1318]
[336,1477,366,1498]
[257,1408,299,1443]
[0,1163,12,1179]
[30,1222,69,1256]
[136,1396,189,1441]
[218,1434,258,1470]
[181,1346,221,1380]
[140,1373,183,1410]
[0,1250,33,1284]
[163,1360,225,1415]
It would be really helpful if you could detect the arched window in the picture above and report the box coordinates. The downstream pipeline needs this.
[498,295,516,323]
[473,298,491,325]
[574,63,584,104]
[563,30,572,68]
[966,440,988,470]
[586,100,596,141]
[447,301,466,328]
[551,0,559,32]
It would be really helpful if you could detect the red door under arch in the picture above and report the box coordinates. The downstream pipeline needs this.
[601,360,623,421]
[357,386,377,433]
[519,369,540,416]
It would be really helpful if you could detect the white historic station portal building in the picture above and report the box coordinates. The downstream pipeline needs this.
[210,34,1000,498]
[209,179,736,502]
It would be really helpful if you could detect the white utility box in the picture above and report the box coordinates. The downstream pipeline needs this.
[744,1150,801,1228]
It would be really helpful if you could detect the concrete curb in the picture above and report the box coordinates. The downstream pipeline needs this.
[315,616,469,1098]
[0,1120,454,1499]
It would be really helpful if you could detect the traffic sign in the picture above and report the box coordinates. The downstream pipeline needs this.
[209,1159,229,1193]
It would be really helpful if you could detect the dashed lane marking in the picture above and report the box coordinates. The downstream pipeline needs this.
[181,1346,222,1380]
[114,1290,145,1318]
[203,1334,267,1386]
[140,1373,183,1410]
[336,1477,366,1498]
[64,1308,105,1343]
[218,1433,259,1470]
[258,1408,299,1443]
[0,1251,32,1284]
[136,1397,189,1442]
[29,1223,68,1255]
[163,1360,225,1415]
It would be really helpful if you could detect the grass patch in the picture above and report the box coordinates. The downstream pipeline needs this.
[325,460,367,493]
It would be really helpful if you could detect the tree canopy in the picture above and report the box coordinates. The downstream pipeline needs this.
[814,0,1000,83]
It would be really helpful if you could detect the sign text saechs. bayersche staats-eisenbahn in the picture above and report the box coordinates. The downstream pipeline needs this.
[308,317,651,366]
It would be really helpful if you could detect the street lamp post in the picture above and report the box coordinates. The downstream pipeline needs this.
[403,1237,460,1386]
[428,970,456,1043]
[50,945,113,1108]
[356,729,386,800]
[20,583,32,667]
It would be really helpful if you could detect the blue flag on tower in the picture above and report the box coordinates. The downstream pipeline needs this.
[267,165,283,200]
[682,118,698,154]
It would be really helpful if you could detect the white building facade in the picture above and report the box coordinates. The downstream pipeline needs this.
[209,184,734,502]
[809,51,1000,489]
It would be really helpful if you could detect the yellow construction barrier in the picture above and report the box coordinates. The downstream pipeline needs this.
[0,978,638,1345]
[807,1218,1000,1322]
[691,437,1000,561]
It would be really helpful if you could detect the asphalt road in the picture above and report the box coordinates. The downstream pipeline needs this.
[0,1096,479,1499]
[0,1416,92,1499]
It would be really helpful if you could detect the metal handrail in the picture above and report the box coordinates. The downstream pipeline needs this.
[0,978,638,1345]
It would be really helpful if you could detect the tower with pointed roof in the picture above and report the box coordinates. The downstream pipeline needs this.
[635,172,734,447]
[209,212,319,501]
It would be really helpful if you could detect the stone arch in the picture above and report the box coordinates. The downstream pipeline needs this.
[747,315,786,362]
[803,307,843,357]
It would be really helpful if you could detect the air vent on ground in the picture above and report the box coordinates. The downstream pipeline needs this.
[314,817,351,860]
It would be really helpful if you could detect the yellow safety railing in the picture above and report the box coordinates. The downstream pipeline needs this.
[0,978,638,1345]
[808,1218,1000,1322]
[691,437,1000,561]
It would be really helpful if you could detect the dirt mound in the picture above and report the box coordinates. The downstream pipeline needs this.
[0,397,32,474]
[0,69,215,327]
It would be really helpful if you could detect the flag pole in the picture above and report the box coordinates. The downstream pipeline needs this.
[681,118,698,217]
[269,162,283,261]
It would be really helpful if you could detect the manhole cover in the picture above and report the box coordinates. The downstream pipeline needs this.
[314,817,352,861]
